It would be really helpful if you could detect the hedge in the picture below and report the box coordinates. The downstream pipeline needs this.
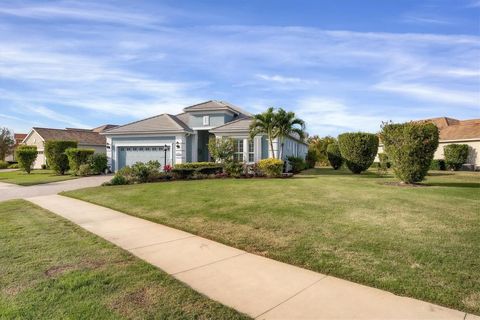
[45,140,77,175]
[174,162,221,169]
[89,153,108,174]
[430,159,446,171]
[0,160,8,169]
[258,158,283,177]
[337,132,378,174]
[380,121,439,183]
[65,148,95,175]
[305,148,317,168]
[326,143,343,170]
[287,156,306,173]
[15,145,38,174]
[444,144,469,171]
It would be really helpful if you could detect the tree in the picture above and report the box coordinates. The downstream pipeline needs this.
[249,107,278,158]
[338,132,379,174]
[308,135,336,166]
[380,121,439,183]
[274,108,306,160]
[15,145,37,174]
[45,140,77,175]
[208,137,234,163]
[0,128,14,161]
[444,144,469,171]
[326,143,343,170]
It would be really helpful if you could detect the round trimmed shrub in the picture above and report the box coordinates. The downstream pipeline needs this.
[380,121,439,183]
[337,132,379,174]
[45,140,77,175]
[326,143,343,170]
[444,144,469,171]
[15,145,38,174]
[89,153,108,174]
[258,158,284,177]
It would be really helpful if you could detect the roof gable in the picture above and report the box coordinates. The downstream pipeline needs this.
[32,127,106,146]
[183,100,251,116]
[103,114,192,135]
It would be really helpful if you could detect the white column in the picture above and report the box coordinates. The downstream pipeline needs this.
[175,134,186,164]
[192,131,198,162]
[254,136,262,162]
[243,138,248,163]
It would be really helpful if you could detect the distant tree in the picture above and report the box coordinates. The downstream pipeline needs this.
[308,136,336,166]
[274,108,305,160]
[45,140,77,175]
[0,128,15,161]
[326,142,343,170]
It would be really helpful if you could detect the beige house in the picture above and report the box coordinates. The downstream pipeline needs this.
[378,117,480,170]
[22,125,117,169]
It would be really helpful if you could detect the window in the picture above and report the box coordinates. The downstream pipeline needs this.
[203,115,210,126]
[233,139,243,162]
[248,139,254,162]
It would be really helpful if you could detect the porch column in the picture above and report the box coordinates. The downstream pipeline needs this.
[192,131,198,162]
[175,134,186,164]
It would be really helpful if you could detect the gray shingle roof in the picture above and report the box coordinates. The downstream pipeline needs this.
[209,117,253,133]
[33,127,106,146]
[184,100,251,116]
[103,114,192,135]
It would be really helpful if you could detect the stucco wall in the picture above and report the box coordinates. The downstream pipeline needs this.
[189,113,233,128]
[24,130,45,169]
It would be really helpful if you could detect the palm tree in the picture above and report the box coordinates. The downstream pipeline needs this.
[249,107,278,159]
[274,108,306,160]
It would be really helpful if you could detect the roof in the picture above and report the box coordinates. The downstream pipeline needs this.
[92,124,118,132]
[103,114,193,135]
[425,117,480,141]
[14,133,27,141]
[209,117,253,133]
[183,100,251,116]
[33,127,106,146]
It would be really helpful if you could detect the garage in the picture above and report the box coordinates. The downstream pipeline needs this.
[117,145,172,170]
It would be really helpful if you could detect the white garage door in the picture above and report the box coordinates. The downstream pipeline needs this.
[117,146,171,170]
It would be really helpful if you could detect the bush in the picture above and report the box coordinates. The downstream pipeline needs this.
[8,163,19,169]
[224,161,243,177]
[65,148,95,175]
[258,158,284,177]
[0,160,8,169]
[380,121,439,183]
[15,145,38,174]
[175,162,219,169]
[326,143,343,170]
[172,167,196,179]
[41,164,48,170]
[131,161,161,183]
[430,159,446,171]
[378,153,391,169]
[89,153,108,174]
[109,174,129,185]
[305,148,317,168]
[77,163,92,176]
[337,133,378,174]
[287,156,306,173]
[444,144,469,171]
[45,140,77,175]
[208,137,234,163]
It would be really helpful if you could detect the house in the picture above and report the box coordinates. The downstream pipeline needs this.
[102,100,308,172]
[23,125,117,169]
[5,133,28,162]
[378,117,480,169]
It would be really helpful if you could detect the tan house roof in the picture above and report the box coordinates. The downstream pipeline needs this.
[103,114,192,135]
[183,100,251,116]
[32,127,106,146]
[425,117,480,141]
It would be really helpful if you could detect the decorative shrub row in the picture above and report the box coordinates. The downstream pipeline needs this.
[444,144,469,171]
[380,122,439,184]
[338,132,378,174]
[45,140,77,175]
[15,145,38,174]
[326,143,343,170]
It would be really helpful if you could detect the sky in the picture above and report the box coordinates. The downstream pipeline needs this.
[0,0,479,137]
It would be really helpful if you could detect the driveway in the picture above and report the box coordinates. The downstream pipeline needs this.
[0,175,112,201]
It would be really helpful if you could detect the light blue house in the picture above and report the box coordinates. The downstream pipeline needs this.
[102,101,308,171]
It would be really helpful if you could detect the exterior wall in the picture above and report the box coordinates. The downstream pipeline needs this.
[189,113,234,128]
[108,135,177,172]
[268,137,308,161]
[79,144,106,154]
[24,130,45,169]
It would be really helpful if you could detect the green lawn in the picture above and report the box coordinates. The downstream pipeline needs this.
[0,169,76,186]
[65,168,480,315]
[0,200,248,319]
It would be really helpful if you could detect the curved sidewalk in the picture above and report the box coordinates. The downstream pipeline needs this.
[27,194,478,320]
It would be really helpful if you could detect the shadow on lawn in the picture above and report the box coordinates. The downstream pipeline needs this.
[423,182,480,188]
[299,168,386,178]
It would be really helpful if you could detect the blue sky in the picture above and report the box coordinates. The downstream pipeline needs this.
[0,0,479,136]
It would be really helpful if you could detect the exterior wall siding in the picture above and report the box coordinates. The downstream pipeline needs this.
[189,113,232,128]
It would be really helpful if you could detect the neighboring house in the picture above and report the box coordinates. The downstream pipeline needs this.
[377,117,480,169]
[5,133,28,162]
[23,125,117,169]
[103,100,308,172]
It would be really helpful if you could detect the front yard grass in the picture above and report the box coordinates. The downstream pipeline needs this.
[0,169,76,186]
[65,168,480,315]
[0,200,248,319]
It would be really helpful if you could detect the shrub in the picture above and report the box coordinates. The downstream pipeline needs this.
[378,153,391,169]
[208,137,234,163]
[305,148,317,168]
[444,144,469,171]
[430,159,446,171]
[89,153,108,174]
[65,148,95,175]
[287,156,306,173]
[258,158,284,177]
[163,164,172,172]
[224,161,243,177]
[172,167,195,179]
[380,121,439,183]
[45,140,77,175]
[8,163,19,169]
[337,133,378,174]
[41,164,48,170]
[326,143,343,170]
[0,160,8,169]
[15,145,38,174]
[131,161,161,183]
[109,174,128,185]
[77,163,92,176]
[175,162,219,169]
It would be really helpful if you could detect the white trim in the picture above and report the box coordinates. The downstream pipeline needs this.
[114,142,174,172]
[439,138,480,143]
[191,126,215,130]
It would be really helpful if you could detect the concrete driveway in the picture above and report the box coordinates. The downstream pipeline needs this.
[0,175,112,202]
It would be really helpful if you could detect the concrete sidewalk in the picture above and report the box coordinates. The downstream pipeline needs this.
[27,194,478,320]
